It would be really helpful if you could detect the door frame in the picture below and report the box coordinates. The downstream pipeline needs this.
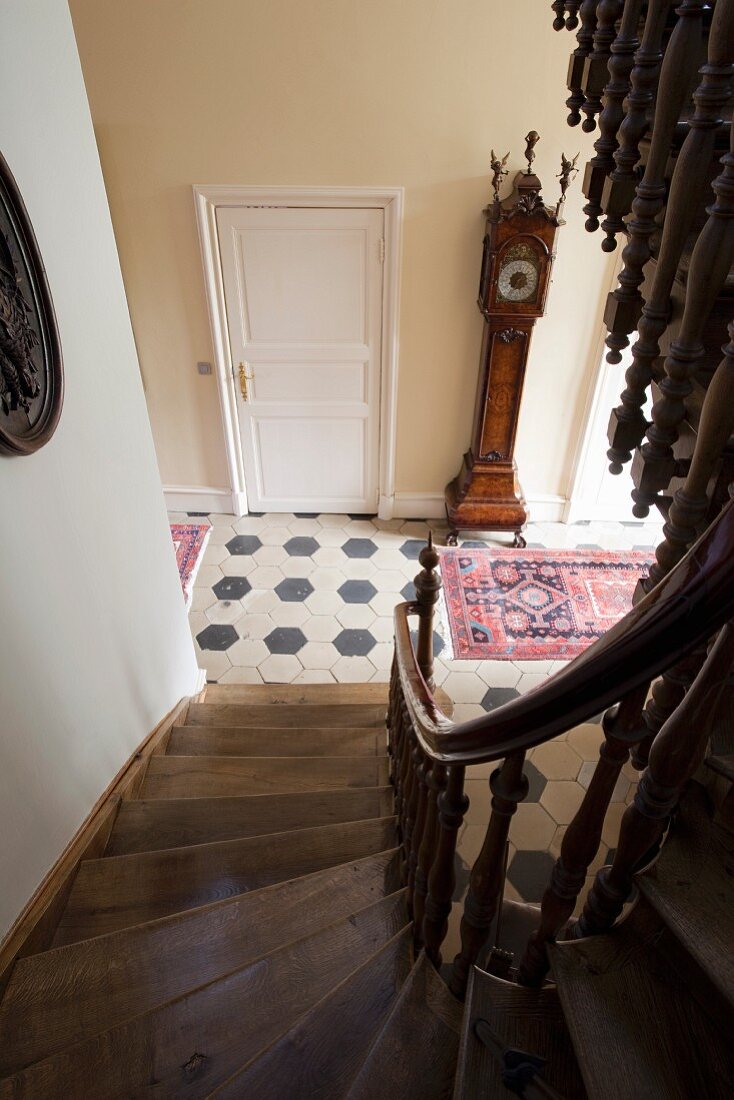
[193,184,404,517]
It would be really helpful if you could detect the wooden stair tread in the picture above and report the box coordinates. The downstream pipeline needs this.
[345,952,462,1100]
[0,893,408,1099]
[52,816,397,945]
[202,683,389,706]
[549,906,734,1100]
[453,967,586,1100]
[186,702,387,728]
[106,787,393,855]
[211,928,414,1098]
[0,850,400,1074]
[139,753,389,798]
[635,782,734,1012]
[167,724,384,757]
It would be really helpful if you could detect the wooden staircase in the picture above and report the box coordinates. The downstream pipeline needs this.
[1,681,732,1098]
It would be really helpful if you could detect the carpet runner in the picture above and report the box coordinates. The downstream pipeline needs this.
[170,523,210,607]
[439,546,652,661]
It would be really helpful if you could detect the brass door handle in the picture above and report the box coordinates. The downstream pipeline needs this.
[238,362,255,401]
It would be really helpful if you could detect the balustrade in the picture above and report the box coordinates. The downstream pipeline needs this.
[566,0,599,126]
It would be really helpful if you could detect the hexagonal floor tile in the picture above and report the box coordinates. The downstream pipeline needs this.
[212,576,252,601]
[338,579,378,604]
[333,628,376,657]
[283,535,320,557]
[523,760,547,802]
[531,741,583,782]
[274,577,315,602]
[263,626,307,655]
[259,654,302,683]
[399,539,426,559]
[225,534,262,555]
[540,781,586,826]
[342,537,378,559]
[507,849,556,902]
[298,642,340,670]
[400,581,416,601]
[302,615,341,642]
[482,686,520,711]
[195,624,238,651]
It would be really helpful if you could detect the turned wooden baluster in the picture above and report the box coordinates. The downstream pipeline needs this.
[399,700,418,878]
[387,656,399,782]
[584,0,644,237]
[600,0,673,259]
[649,323,734,584]
[449,750,529,1000]
[413,757,441,948]
[577,621,734,936]
[632,127,734,517]
[632,643,708,773]
[580,0,624,137]
[414,532,441,690]
[567,0,599,126]
[607,0,730,376]
[423,764,468,967]
[516,682,649,985]
[565,1,583,30]
[407,743,429,916]
[553,0,567,30]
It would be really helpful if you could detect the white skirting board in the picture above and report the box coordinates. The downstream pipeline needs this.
[164,485,238,514]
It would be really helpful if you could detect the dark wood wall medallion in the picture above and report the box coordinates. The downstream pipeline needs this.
[445,134,577,547]
[0,151,63,456]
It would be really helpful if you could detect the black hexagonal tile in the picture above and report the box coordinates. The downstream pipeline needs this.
[225,534,262,555]
[274,577,315,602]
[196,624,238,651]
[482,686,521,711]
[294,512,319,518]
[334,629,376,656]
[348,513,374,520]
[399,538,427,559]
[523,760,547,802]
[577,543,602,550]
[212,575,252,601]
[338,579,378,604]
[462,540,489,549]
[507,850,556,902]
[342,538,378,559]
[263,627,307,655]
[401,580,416,602]
[283,536,320,557]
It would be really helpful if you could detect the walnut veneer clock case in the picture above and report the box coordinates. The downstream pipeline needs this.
[445,134,576,547]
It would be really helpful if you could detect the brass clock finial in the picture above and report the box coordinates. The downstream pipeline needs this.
[557,151,579,208]
[490,149,510,203]
[523,131,540,174]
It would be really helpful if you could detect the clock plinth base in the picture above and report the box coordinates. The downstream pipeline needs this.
[445,451,528,548]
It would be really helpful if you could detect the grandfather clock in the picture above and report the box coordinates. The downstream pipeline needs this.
[445,134,577,547]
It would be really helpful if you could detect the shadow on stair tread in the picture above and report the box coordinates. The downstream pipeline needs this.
[186,702,388,729]
[0,892,409,1099]
[139,753,390,799]
[166,723,384,757]
[635,780,734,1018]
[0,849,401,1075]
[210,927,414,1099]
[345,951,463,1100]
[549,902,734,1100]
[52,815,397,946]
[453,967,586,1100]
[202,682,391,706]
[106,787,394,855]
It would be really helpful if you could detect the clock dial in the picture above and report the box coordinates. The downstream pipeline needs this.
[495,242,541,304]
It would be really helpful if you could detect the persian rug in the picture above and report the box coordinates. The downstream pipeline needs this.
[439,546,652,661]
[170,523,210,607]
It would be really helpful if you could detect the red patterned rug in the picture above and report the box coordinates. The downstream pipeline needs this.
[439,547,652,661]
[170,523,210,607]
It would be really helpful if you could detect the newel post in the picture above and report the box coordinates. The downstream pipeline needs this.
[414,533,442,690]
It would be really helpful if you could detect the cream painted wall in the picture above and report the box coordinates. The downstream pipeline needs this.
[69,0,616,510]
[0,0,200,938]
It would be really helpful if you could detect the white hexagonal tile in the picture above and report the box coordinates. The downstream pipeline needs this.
[369,591,402,617]
[190,587,217,612]
[253,544,288,566]
[188,611,209,637]
[241,589,281,615]
[369,617,395,643]
[336,604,376,629]
[370,667,391,683]
[294,668,336,684]
[258,654,302,683]
[313,546,348,569]
[233,515,266,535]
[261,512,295,527]
[475,661,523,689]
[371,548,408,572]
[248,566,285,589]
[298,642,340,670]
[227,637,270,667]
[217,665,264,684]
[516,672,549,694]
[368,642,394,671]
[332,655,375,682]
[442,671,487,704]
[270,602,310,628]
[341,559,377,580]
[372,569,405,590]
[450,703,486,723]
[259,526,293,546]
[206,525,235,545]
[280,557,318,578]
[302,615,341,642]
[305,590,345,615]
[202,542,229,567]
[208,511,237,526]
[513,659,556,676]
[198,650,232,681]
[317,513,346,527]
[287,518,321,536]
[308,568,344,591]
[345,520,379,538]
[233,612,277,640]
[400,521,431,538]
[195,564,224,588]
[205,600,245,625]
[220,555,258,577]
[315,526,350,547]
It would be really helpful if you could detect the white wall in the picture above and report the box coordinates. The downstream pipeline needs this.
[0,0,200,939]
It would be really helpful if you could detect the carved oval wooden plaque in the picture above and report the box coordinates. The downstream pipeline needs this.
[0,151,63,456]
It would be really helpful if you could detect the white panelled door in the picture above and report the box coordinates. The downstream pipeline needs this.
[217,206,384,513]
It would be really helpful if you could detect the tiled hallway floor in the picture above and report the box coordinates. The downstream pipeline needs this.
[173,509,661,934]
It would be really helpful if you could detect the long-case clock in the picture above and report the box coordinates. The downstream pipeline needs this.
[445,134,576,547]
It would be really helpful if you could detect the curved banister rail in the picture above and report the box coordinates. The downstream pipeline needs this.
[394,497,734,767]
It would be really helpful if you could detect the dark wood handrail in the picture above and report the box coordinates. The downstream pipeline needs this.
[395,498,734,766]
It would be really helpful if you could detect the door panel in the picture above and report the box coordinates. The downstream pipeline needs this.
[217,206,384,513]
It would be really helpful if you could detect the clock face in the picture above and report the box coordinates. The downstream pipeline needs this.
[496,242,541,305]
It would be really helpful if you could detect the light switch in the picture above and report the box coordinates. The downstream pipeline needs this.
[197,361,213,375]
